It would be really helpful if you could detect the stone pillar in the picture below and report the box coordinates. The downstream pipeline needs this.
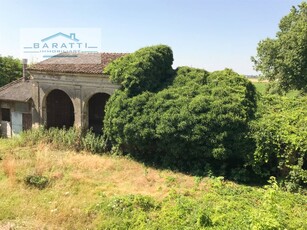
[73,86,82,129]
[31,81,41,128]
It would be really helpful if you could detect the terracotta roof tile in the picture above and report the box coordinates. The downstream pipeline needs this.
[27,52,127,74]
[0,78,32,102]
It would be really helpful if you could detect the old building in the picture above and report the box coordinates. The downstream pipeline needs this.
[0,78,32,137]
[0,52,125,137]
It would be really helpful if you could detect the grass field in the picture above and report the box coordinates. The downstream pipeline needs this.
[0,138,306,229]
[253,82,267,94]
[249,79,300,97]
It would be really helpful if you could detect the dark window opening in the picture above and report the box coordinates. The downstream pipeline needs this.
[88,93,110,135]
[46,89,74,129]
[22,113,32,131]
[1,108,10,122]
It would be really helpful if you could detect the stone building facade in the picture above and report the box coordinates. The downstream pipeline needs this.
[0,52,125,137]
[0,79,32,137]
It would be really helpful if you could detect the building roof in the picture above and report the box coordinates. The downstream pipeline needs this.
[27,52,127,74]
[0,78,32,102]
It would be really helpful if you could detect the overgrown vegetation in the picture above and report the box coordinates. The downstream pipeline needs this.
[0,139,306,229]
[0,2,306,228]
[104,45,257,175]
[102,44,307,191]
[0,93,303,228]
[5,44,304,192]
[250,95,307,192]
[92,177,306,230]
[17,127,104,153]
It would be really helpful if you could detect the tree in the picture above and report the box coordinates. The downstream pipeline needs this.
[252,2,307,92]
[0,56,22,87]
[103,45,257,172]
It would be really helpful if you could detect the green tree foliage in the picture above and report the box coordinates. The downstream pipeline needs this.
[104,45,174,96]
[250,95,307,191]
[0,56,22,87]
[252,2,307,92]
[103,45,257,171]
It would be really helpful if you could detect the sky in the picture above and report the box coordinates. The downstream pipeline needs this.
[0,0,304,75]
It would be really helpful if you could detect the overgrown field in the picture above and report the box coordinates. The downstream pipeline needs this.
[0,138,306,229]
[0,48,306,228]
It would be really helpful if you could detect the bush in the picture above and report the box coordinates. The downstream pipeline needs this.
[24,175,49,189]
[250,95,307,191]
[103,45,257,172]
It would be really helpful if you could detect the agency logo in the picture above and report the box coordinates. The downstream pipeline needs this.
[20,28,101,63]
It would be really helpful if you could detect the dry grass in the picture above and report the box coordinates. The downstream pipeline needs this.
[0,139,306,229]
[247,78,268,83]
[0,140,207,229]
[2,156,16,179]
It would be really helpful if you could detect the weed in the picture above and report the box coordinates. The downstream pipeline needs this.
[24,175,49,189]
[18,127,106,154]
[165,175,177,187]
[0,139,306,229]
[194,176,202,187]
[211,176,224,189]
[2,156,16,182]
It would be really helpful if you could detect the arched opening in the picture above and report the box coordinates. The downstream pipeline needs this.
[88,93,110,134]
[46,89,74,129]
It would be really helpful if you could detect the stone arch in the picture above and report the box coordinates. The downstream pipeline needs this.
[45,89,75,128]
[86,92,110,134]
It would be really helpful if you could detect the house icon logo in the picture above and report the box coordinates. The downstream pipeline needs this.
[41,32,80,42]
[21,28,101,60]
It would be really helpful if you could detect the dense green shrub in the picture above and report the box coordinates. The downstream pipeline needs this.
[104,44,174,96]
[103,45,257,171]
[250,95,307,191]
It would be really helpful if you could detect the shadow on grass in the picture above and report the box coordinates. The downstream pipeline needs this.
[115,150,267,188]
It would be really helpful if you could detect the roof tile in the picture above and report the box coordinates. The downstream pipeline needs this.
[27,52,127,74]
[0,78,32,102]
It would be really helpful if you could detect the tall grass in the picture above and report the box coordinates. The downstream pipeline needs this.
[0,137,306,229]
[18,127,105,153]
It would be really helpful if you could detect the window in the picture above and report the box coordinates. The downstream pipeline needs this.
[1,108,10,122]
